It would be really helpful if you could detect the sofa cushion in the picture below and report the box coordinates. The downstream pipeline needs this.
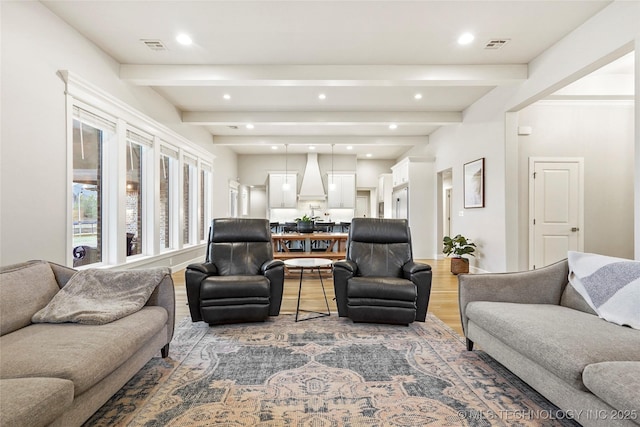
[0,261,60,336]
[560,283,597,315]
[466,302,640,391]
[348,277,416,302]
[583,361,640,413]
[0,306,167,395]
[0,377,74,427]
[200,275,270,299]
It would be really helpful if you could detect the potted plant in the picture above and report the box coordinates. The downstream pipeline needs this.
[295,214,318,233]
[443,234,476,275]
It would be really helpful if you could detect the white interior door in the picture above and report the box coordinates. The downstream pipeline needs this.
[444,188,451,237]
[355,193,369,217]
[529,158,584,269]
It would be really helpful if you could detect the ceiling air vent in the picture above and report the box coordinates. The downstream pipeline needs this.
[141,39,167,51]
[484,39,510,50]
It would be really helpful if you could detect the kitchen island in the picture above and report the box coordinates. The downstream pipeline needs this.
[271,232,348,261]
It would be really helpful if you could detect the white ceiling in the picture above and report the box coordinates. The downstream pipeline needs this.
[42,0,617,159]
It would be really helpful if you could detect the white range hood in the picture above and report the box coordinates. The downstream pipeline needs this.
[298,153,326,200]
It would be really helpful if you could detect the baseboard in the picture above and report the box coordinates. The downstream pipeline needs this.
[469,265,490,274]
[171,258,201,273]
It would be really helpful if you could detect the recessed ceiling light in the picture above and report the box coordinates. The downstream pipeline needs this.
[176,33,193,46]
[366,153,372,158]
[389,123,398,130]
[223,94,231,100]
[246,124,254,129]
[309,145,316,150]
[271,146,278,150]
[318,93,326,100]
[414,93,423,100]
[346,146,353,150]
[458,32,474,45]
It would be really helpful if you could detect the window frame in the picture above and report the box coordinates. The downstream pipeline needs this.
[63,71,215,268]
[69,101,118,268]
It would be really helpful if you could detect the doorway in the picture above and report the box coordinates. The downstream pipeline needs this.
[529,158,584,269]
[436,169,453,257]
[355,190,371,217]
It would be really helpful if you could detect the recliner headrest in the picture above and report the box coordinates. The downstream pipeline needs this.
[211,218,271,242]
[349,218,410,244]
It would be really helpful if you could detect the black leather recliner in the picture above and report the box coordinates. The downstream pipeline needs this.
[333,218,432,325]
[185,218,285,325]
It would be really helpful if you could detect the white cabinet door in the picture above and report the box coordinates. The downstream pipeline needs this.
[340,174,355,208]
[391,161,409,187]
[269,174,297,208]
[328,174,355,208]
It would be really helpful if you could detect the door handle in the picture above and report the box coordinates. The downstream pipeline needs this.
[571,227,580,232]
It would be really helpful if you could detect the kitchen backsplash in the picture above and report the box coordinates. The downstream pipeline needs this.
[269,202,354,224]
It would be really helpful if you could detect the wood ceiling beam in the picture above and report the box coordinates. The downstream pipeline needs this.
[182,111,461,125]
[211,136,428,145]
[120,64,527,87]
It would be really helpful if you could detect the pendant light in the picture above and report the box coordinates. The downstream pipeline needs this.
[282,144,290,190]
[329,144,336,191]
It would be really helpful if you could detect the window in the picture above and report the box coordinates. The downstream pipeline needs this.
[125,129,152,257]
[159,145,178,251]
[64,73,214,267]
[71,107,116,267]
[200,164,213,241]
[183,156,197,245]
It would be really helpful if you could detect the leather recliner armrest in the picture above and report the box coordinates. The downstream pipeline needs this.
[402,261,431,276]
[333,260,358,317]
[185,262,218,322]
[261,260,285,316]
[334,259,357,274]
[261,259,284,274]
[186,262,218,276]
[403,261,433,322]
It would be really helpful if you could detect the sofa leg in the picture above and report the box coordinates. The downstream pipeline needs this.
[161,344,169,358]
[466,338,474,351]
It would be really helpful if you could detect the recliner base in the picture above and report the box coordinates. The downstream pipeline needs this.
[199,304,270,325]
[347,305,416,325]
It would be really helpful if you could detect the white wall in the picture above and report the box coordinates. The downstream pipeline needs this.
[410,1,640,272]
[355,159,395,188]
[517,102,635,266]
[238,153,356,188]
[425,122,507,272]
[0,2,236,267]
[238,153,358,223]
[248,187,268,218]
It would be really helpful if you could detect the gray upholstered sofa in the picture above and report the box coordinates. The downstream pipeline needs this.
[459,259,640,427]
[0,260,175,427]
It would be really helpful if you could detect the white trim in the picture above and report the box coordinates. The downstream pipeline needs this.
[63,71,217,268]
[528,157,585,269]
[535,99,634,107]
[59,70,215,161]
[469,265,490,274]
[65,93,75,267]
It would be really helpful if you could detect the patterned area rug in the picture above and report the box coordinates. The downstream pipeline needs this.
[86,314,579,426]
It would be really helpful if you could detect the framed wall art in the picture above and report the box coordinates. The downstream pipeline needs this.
[464,158,484,208]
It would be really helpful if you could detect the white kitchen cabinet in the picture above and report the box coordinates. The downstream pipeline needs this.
[327,173,355,208]
[378,173,393,218]
[377,173,392,203]
[391,159,409,187]
[268,173,297,208]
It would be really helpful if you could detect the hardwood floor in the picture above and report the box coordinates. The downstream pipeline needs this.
[172,258,463,336]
